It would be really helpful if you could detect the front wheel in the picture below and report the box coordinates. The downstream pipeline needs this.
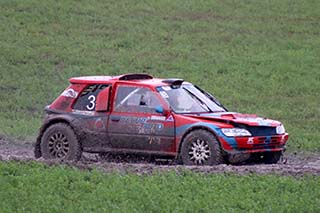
[180,130,224,165]
[40,123,82,160]
[264,151,282,164]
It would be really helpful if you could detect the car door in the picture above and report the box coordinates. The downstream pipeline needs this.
[108,84,175,153]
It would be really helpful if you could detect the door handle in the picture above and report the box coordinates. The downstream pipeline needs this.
[110,115,121,122]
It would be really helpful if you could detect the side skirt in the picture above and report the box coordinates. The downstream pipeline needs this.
[83,147,177,158]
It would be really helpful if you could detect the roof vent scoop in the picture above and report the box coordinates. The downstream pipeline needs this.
[162,78,184,85]
[119,73,153,81]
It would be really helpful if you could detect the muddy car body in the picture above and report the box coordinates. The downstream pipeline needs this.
[34,73,289,165]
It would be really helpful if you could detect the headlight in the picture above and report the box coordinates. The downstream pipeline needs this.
[221,128,252,137]
[276,124,285,134]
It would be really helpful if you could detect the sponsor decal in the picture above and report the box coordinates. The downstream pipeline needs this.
[159,91,169,98]
[247,137,254,144]
[72,110,95,116]
[95,118,105,129]
[121,117,149,124]
[166,115,174,122]
[237,117,272,126]
[61,88,78,98]
[162,86,171,91]
[119,116,164,133]
[150,115,166,121]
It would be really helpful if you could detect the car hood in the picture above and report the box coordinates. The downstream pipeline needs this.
[185,112,281,127]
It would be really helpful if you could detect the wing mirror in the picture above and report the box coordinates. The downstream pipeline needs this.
[155,105,170,116]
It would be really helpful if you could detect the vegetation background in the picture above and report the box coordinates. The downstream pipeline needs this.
[0,161,319,212]
[0,0,319,211]
[1,0,320,151]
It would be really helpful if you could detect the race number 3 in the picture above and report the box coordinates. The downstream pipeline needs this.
[86,95,96,110]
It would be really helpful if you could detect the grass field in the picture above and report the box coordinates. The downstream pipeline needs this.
[1,0,319,151]
[0,161,319,212]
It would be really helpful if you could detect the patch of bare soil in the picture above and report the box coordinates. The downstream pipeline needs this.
[0,137,319,176]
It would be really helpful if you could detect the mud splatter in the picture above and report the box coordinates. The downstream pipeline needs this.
[0,138,319,176]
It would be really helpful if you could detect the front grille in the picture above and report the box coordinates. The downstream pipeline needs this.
[238,136,284,151]
[252,142,282,149]
[246,126,276,136]
[239,143,282,150]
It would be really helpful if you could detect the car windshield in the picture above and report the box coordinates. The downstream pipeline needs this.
[156,84,226,113]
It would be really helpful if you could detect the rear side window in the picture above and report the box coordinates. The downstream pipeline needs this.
[73,84,109,111]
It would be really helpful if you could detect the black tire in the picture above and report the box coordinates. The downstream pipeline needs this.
[264,151,282,164]
[248,153,265,164]
[180,130,224,165]
[99,152,112,160]
[40,123,82,161]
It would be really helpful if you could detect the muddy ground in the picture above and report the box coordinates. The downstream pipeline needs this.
[0,136,319,176]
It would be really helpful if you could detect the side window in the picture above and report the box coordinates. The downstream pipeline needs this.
[73,84,109,111]
[114,86,161,113]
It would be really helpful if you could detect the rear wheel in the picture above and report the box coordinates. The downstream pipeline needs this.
[40,123,82,160]
[180,130,224,165]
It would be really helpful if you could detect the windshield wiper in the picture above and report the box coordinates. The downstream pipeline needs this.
[194,85,228,111]
[183,88,212,112]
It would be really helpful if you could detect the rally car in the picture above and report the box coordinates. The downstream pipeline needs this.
[34,73,289,165]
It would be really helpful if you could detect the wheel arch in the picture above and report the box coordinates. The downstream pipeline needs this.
[34,117,76,158]
[177,125,222,156]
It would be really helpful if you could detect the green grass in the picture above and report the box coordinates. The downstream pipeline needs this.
[0,161,319,212]
[0,0,320,151]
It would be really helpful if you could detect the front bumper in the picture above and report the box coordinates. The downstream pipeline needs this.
[219,133,289,154]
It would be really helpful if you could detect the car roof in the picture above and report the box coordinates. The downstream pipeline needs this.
[69,73,186,87]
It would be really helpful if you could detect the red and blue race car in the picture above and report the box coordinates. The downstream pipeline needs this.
[34,73,289,165]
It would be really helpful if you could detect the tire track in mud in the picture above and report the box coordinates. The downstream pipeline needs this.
[0,139,319,176]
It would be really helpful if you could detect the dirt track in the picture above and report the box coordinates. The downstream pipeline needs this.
[0,137,319,176]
